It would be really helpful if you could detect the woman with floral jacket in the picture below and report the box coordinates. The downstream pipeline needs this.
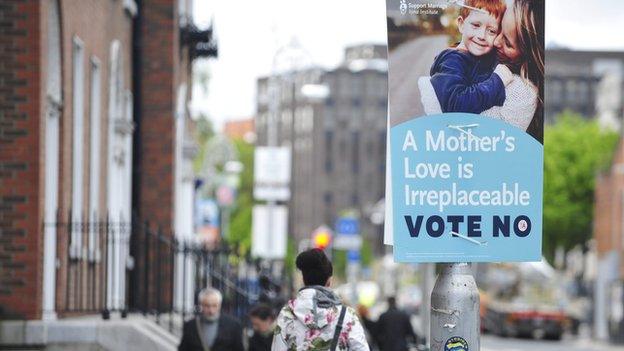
[272,249,370,351]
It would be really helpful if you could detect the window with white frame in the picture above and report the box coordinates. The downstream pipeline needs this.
[71,37,85,259]
[88,57,101,262]
[178,0,192,26]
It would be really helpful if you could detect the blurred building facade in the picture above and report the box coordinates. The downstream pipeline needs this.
[546,49,624,128]
[256,44,388,252]
[0,0,215,343]
[594,138,624,343]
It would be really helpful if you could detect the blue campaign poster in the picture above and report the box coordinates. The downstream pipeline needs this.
[385,0,545,262]
[390,114,542,262]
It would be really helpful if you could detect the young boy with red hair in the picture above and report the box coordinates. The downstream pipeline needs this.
[430,0,514,114]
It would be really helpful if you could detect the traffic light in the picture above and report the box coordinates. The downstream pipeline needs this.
[313,230,331,250]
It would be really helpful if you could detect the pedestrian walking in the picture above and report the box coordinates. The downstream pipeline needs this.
[248,304,276,351]
[178,287,245,351]
[356,304,380,349]
[258,274,287,316]
[375,297,418,351]
[272,248,370,351]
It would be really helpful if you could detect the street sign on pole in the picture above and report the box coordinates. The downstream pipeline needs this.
[347,250,360,263]
[333,235,362,251]
[253,147,291,201]
[334,217,362,251]
[195,198,220,247]
[252,205,288,259]
[336,217,359,235]
[216,185,235,207]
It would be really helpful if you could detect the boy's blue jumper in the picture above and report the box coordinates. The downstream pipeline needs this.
[430,49,505,114]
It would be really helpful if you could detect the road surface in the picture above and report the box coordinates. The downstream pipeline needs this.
[482,334,624,351]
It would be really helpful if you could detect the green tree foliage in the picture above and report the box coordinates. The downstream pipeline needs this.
[228,139,254,251]
[193,116,215,173]
[285,237,297,276]
[543,112,618,260]
[332,239,374,281]
[333,250,347,280]
[360,239,373,268]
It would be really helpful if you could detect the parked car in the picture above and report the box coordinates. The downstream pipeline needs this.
[482,299,566,340]
[479,261,568,340]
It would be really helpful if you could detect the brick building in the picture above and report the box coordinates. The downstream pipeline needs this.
[0,0,215,324]
[132,0,208,314]
[0,0,135,320]
[224,118,255,142]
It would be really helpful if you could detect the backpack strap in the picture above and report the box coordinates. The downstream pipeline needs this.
[330,306,347,351]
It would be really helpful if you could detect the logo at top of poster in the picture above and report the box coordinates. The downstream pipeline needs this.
[400,0,407,15]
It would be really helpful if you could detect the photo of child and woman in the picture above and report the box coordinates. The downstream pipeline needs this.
[386,0,544,143]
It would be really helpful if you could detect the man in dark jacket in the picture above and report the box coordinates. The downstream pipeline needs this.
[248,304,275,351]
[178,288,244,351]
[376,297,418,351]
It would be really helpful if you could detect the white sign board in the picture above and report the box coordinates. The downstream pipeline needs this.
[254,147,291,201]
[333,235,363,251]
[254,186,291,202]
[252,205,288,259]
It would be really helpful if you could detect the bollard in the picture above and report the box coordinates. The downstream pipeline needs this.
[430,263,480,351]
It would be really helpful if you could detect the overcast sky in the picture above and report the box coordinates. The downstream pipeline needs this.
[191,0,624,130]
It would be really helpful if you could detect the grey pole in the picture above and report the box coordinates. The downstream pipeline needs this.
[430,263,480,351]
[422,263,435,348]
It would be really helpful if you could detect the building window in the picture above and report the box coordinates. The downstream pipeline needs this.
[324,192,333,204]
[324,192,334,224]
[305,107,314,132]
[325,130,333,172]
[351,193,359,206]
[378,79,387,96]
[178,0,190,24]
[352,131,360,172]
[365,74,376,97]
[379,131,386,157]
[71,37,85,258]
[351,75,361,96]
[379,98,387,109]
[88,57,101,260]
[338,73,349,98]
[258,81,268,105]
[550,80,562,102]
[566,80,578,103]
[577,81,589,103]
[367,140,374,155]
[281,110,291,137]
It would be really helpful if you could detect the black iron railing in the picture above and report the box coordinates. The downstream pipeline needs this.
[47,213,276,335]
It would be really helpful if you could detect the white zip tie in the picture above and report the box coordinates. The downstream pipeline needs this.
[451,231,488,246]
[432,307,460,316]
[448,0,488,14]
[450,123,479,128]
[447,124,482,142]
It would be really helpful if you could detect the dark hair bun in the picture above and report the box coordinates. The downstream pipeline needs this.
[296,249,333,286]
[296,248,323,270]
